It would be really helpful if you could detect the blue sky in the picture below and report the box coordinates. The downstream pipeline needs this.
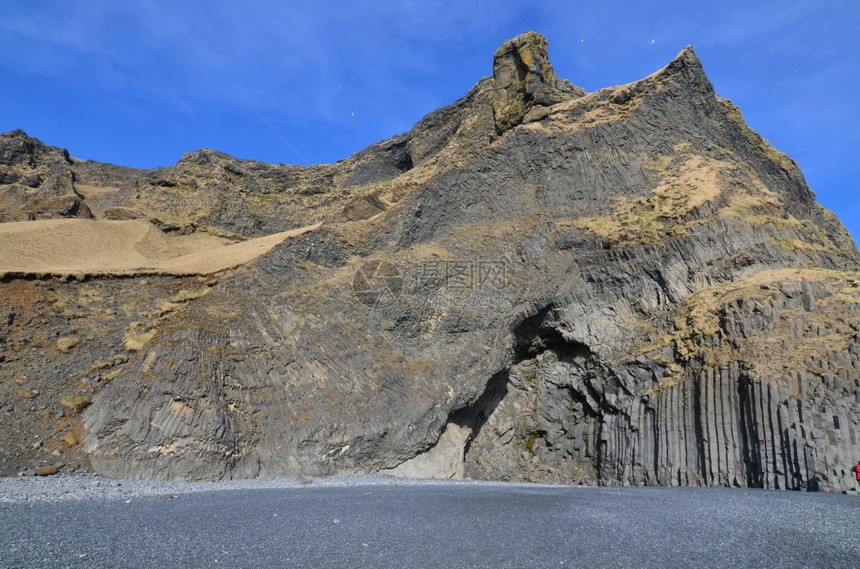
[1,1,857,241]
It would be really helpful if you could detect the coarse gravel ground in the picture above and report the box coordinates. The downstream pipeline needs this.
[1,474,858,568]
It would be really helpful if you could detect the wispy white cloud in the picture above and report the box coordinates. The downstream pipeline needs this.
[1,0,518,124]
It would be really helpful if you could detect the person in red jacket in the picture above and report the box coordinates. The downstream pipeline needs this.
[852,461,860,489]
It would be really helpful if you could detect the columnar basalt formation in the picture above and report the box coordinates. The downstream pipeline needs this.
[0,32,858,491]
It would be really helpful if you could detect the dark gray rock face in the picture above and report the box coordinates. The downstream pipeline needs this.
[464,275,860,492]
[0,129,71,171]
[2,34,857,491]
[0,130,91,221]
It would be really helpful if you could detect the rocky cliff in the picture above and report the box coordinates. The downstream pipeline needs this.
[1,33,858,491]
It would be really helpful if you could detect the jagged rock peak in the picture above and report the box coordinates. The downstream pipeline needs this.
[0,129,71,169]
[659,45,703,77]
[672,45,701,66]
[491,31,584,134]
[2,129,30,139]
[650,45,714,96]
[178,148,238,166]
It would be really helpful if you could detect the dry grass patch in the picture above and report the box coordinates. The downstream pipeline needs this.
[0,219,322,277]
[72,184,119,219]
[570,153,728,246]
[56,336,80,353]
[170,287,211,303]
[59,394,92,413]
[643,269,860,397]
[672,268,860,368]
[123,322,157,352]
[646,154,722,214]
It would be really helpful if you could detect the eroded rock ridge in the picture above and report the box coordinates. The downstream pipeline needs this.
[0,32,858,491]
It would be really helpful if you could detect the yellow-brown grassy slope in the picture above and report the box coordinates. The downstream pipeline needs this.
[0,218,321,277]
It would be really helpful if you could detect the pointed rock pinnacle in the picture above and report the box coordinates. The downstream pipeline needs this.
[491,31,584,135]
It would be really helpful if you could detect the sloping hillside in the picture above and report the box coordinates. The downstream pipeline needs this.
[0,32,857,491]
[0,218,321,277]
